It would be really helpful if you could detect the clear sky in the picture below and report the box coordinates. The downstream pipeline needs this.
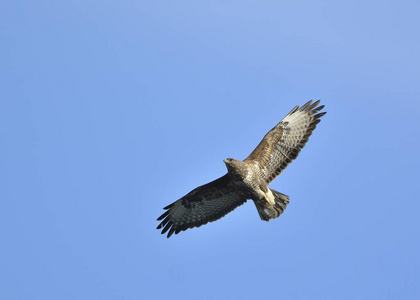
[2,1,420,299]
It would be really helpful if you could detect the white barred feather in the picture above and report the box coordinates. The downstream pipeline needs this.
[245,100,325,183]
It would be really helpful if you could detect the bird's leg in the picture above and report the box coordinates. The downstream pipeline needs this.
[257,184,275,206]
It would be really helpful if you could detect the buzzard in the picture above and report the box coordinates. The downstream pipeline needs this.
[157,100,326,238]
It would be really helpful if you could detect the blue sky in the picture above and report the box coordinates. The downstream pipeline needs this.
[1,0,420,299]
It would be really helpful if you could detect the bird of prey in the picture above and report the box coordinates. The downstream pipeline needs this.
[157,100,326,238]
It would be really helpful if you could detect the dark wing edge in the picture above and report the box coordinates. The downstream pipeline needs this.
[156,175,247,238]
[245,100,326,182]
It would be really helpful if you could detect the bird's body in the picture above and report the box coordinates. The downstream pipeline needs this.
[225,158,274,206]
[157,100,326,238]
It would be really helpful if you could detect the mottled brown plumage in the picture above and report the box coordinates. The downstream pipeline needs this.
[157,100,326,238]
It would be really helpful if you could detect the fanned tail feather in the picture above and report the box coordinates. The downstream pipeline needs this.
[254,189,289,221]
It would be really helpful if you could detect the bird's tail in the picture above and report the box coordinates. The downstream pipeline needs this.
[254,189,289,221]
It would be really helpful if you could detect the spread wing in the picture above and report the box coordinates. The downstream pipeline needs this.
[245,100,326,183]
[157,175,247,238]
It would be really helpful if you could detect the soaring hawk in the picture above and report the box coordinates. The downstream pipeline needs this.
[157,100,326,238]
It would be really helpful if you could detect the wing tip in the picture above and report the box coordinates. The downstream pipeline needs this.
[292,99,326,116]
[156,209,170,221]
[286,104,300,116]
[163,203,174,210]
[299,100,313,111]
[314,111,327,119]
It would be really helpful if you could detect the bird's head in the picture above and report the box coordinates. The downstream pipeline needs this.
[223,158,235,166]
[223,158,241,171]
[223,158,247,180]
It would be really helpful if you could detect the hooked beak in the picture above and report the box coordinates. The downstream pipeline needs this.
[223,158,233,165]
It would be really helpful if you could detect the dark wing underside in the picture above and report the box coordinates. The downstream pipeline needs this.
[157,175,247,238]
[245,100,326,183]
